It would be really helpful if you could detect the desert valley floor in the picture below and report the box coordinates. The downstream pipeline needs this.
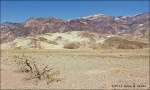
[1,49,149,89]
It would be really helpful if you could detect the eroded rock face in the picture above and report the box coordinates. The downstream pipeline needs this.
[0,31,149,49]
[1,12,149,44]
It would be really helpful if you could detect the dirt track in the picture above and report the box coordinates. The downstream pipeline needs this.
[1,49,149,89]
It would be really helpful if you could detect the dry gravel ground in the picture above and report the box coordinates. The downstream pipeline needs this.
[1,49,149,89]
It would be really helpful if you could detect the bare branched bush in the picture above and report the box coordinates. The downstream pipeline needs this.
[14,52,61,85]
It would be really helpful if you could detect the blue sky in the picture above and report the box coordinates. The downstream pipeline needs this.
[1,1,149,23]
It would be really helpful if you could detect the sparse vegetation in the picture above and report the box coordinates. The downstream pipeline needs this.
[14,52,61,85]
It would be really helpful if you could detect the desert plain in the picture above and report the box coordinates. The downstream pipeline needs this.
[1,49,149,89]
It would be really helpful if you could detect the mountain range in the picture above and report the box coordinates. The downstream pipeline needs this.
[0,12,149,49]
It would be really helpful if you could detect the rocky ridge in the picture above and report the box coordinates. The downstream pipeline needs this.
[0,12,149,49]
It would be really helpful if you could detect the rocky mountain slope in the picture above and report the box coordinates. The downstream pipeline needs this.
[1,31,149,49]
[0,12,149,49]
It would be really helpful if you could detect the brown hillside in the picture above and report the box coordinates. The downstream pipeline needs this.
[101,37,149,49]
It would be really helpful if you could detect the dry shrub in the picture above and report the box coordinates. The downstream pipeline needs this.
[14,52,61,85]
[64,42,79,49]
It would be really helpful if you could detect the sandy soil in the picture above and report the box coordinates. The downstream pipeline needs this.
[1,49,149,89]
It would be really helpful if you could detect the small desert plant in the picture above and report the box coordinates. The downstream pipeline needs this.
[14,52,61,85]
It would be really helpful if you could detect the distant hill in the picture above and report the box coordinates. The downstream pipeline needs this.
[1,31,149,49]
[0,12,149,49]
